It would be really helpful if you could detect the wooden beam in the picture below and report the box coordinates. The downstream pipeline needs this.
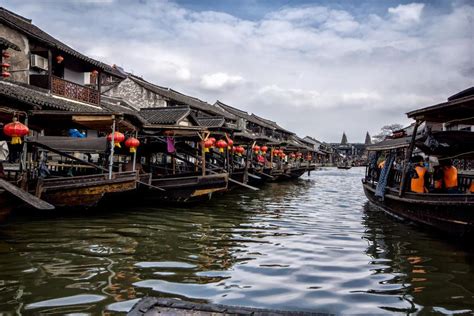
[399,120,422,197]
[0,179,54,210]
[29,140,108,172]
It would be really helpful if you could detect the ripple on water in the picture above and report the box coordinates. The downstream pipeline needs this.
[1,168,473,314]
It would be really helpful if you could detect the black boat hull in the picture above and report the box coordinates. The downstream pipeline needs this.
[362,181,474,237]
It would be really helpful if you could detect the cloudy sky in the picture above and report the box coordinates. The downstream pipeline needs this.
[4,0,473,142]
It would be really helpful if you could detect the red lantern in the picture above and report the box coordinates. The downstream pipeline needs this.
[208,137,216,147]
[1,63,10,68]
[232,146,236,153]
[2,52,10,58]
[3,118,29,145]
[290,153,296,159]
[306,154,312,161]
[2,72,11,78]
[261,145,268,154]
[56,55,64,64]
[204,139,214,153]
[273,149,279,156]
[107,131,125,148]
[253,145,260,154]
[216,139,227,153]
[227,138,234,149]
[91,70,99,75]
[125,137,140,153]
[236,146,245,156]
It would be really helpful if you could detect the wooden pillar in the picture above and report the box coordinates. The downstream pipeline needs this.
[201,138,206,177]
[399,120,421,197]
[47,49,52,89]
[195,145,199,173]
[20,115,29,190]
[108,116,116,180]
[172,156,176,175]
[243,141,251,184]
[132,130,138,172]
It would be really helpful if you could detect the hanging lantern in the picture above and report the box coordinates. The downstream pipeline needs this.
[2,52,10,58]
[56,55,64,64]
[273,149,279,156]
[3,117,29,145]
[227,138,234,149]
[306,154,312,161]
[253,145,260,154]
[204,139,214,153]
[107,131,125,148]
[290,153,296,159]
[208,137,216,148]
[236,146,245,156]
[216,139,227,153]
[261,146,268,154]
[2,72,11,78]
[125,137,140,153]
[1,63,10,68]
[91,70,99,75]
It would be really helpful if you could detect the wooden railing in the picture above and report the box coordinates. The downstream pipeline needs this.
[51,75,100,105]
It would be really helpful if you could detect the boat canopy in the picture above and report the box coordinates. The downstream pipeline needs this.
[406,93,474,125]
[415,130,474,159]
[27,135,108,153]
[366,136,414,151]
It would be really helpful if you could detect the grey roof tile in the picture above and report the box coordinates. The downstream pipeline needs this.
[139,106,191,125]
[194,116,225,127]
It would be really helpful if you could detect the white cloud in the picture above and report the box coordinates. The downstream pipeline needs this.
[388,3,425,25]
[200,72,244,90]
[2,0,472,142]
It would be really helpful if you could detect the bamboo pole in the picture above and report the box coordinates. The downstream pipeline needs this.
[132,131,138,172]
[399,120,421,197]
[108,116,115,180]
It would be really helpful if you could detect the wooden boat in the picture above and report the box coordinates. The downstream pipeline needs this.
[128,297,322,316]
[363,89,474,237]
[362,179,474,236]
[138,171,228,202]
[337,165,352,170]
[0,178,54,222]
[36,171,138,208]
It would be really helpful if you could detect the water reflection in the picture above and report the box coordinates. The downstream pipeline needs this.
[362,203,474,314]
[0,168,472,314]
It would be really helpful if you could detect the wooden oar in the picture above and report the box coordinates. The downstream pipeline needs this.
[207,170,259,191]
[136,180,166,191]
[0,179,54,210]
[247,173,261,180]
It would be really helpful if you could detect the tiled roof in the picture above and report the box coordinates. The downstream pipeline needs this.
[0,7,125,78]
[139,106,191,125]
[0,79,104,112]
[0,36,20,51]
[194,116,225,128]
[215,100,275,130]
[251,114,294,135]
[128,76,236,120]
[100,95,148,125]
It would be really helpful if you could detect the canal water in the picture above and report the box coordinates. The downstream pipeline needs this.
[0,168,473,315]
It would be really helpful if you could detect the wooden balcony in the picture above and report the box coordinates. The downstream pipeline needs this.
[51,75,99,105]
